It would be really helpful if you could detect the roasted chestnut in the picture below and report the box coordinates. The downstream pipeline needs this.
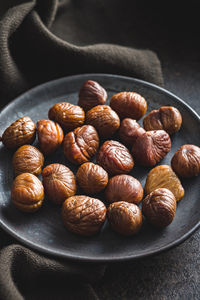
[107,201,142,235]
[76,162,108,194]
[62,195,106,236]
[171,144,200,177]
[11,173,44,212]
[142,188,176,227]
[13,145,44,176]
[97,140,134,175]
[119,118,146,146]
[42,163,76,205]
[63,125,99,165]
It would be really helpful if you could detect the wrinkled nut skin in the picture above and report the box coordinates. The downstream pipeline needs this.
[37,120,63,155]
[97,140,134,175]
[1,116,36,149]
[62,195,107,236]
[11,173,44,212]
[48,102,85,131]
[86,105,120,139]
[119,118,146,146]
[171,144,200,177]
[132,130,171,167]
[13,145,44,176]
[78,80,107,112]
[76,162,108,194]
[42,163,76,205]
[63,125,99,165]
[110,92,147,120]
[145,165,184,202]
[107,201,142,235]
[105,175,143,205]
[142,188,176,227]
[143,106,182,134]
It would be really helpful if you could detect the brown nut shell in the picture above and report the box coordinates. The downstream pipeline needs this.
[48,102,85,131]
[105,175,143,205]
[110,92,147,120]
[37,120,63,155]
[142,188,176,227]
[97,140,134,175]
[11,173,44,212]
[171,144,200,177]
[86,105,120,139]
[42,163,76,205]
[107,201,142,235]
[1,116,36,149]
[13,145,44,176]
[119,118,146,146]
[78,80,107,112]
[62,195,106,236]
[63,125,99,165]
[76,162,108,194]
[145,165,184,202]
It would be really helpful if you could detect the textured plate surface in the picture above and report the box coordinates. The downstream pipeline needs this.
[0,74,199,262]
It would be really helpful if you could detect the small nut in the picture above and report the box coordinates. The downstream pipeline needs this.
[11,173,44,212]
[37,120,63,155]
[97,140,134,175]
[1,116,36,149]
[63,125,99,165]
[13,145,44,176]
[132,130,171,167]
[48,102,85,131]
[142,188,176,227]
[171,144,200,177]
[143,106,182,134]
[107,201,142,235]
[110,92,147,120]
[76,162,108,194]
[42,163,76,205]
[145,165,184,202]
[119,118,146,146]
[105,175,143,205]
[86,105,120,139]
[78,80,107,112]
[62,195,106,236]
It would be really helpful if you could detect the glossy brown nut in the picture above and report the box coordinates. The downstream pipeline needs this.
[42,163,76,205]
[107,201,142,235]
[37,120,63,155]
[143,106,182,134]
[142,188,176,227]
[97,140,134,175]
[63,125,99,165]
[110,92,147,120]
[13,145,44,176]
[145,165,184,202]
[105,175,143,204]
[1,116,36,149]
[11,173,44,212]
[62,195,106,236]
[86,105,120,139]
[76,162,108,194]
[78,80,107,112]
[119,118,146,146]
[48,102,85,131]
[132,130,171,167]
[171,144,200,177]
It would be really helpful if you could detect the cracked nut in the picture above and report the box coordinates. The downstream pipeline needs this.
[119,118,146,146]
[142,188,176,227]
[171,144,200,177]
[11,173,44,212]
[62,195,106,236]
[76,162,108,194]
[145,165,184,201]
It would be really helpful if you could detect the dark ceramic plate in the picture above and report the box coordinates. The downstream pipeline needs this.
[0,74,199,262]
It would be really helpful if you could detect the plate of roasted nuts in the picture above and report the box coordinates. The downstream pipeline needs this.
[0,74,199,262]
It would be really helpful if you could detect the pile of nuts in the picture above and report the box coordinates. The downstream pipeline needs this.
[1,80,200,237]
